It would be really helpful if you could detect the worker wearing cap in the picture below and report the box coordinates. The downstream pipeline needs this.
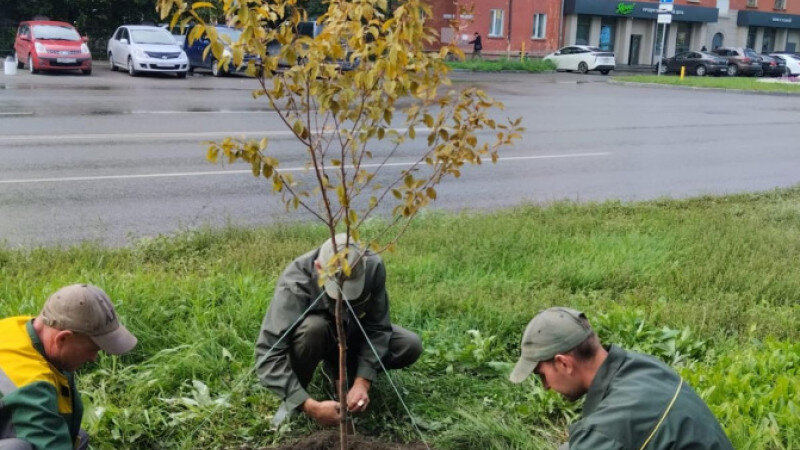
[510,307,733,450]
[0,284,138,450]
[255,234,422,426]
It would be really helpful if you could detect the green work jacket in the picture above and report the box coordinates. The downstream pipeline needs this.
[0,316,84,450]
[254,248,392,423]
[569,345,733,450]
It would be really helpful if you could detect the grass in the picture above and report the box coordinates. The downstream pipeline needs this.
[2,188,800,449]
[446,57,556,73]
[614,74,800,93]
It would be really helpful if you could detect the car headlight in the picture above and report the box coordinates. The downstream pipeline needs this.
[222,48,232,59]
[35,42,47,54]
[81,43,90,53]
[134,47,146,57]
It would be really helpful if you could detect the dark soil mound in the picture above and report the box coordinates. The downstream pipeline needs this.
[269,430,428,449]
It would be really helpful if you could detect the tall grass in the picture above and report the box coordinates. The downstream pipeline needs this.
[1,188,799,448]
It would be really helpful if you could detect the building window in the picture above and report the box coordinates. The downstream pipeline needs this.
[576,15,591,45]
[747,27,757,48]
[599,17,616,51]
[717,0,729,16]
[533,14,547,39]
[762,28,776,52]
[774,0,786,9]
[746,0,757,7]
[489,9,504,37]
[676,22,691,54]
[712,32,724,49]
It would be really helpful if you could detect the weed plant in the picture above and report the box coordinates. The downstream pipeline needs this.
[1,188,799,448]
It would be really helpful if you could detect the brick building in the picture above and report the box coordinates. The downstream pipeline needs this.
[426,0,800,62]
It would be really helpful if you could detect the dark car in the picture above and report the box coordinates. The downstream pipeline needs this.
[758,54,786,77]
[184,24,259,76]
[655,51,728,76]
[711,47,763,76]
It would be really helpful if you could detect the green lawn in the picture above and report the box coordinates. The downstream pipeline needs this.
[446,57,555,73]
[2,188,799,449]
[614,74,800,94]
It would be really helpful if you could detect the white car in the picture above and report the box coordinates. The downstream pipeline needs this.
[769,53,800,76]
[107,25,189,78]
[544,45,616,75]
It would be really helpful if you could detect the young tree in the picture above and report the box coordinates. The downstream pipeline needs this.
[157,0,522,446]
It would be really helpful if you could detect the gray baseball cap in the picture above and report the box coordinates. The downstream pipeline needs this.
[40,284,138,355]
[317,233,366,301]
[509,307,593,383]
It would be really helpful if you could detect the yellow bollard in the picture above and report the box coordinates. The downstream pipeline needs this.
[521,41,526,62]
[680,66,685,80]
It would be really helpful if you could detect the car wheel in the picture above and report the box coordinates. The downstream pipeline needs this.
[28,55,38,74]
[695,65,707,76]
[755,69,764,77]
[211,58,224,77]
[727,64,738,76]
[81,68,92,75]
[128,57,138,77]
[578,62,589,74]
[187,64,194,74]
[109,53,117,71]
[176,71,187,79]
[600,69,610,75]
[16,52,24,69]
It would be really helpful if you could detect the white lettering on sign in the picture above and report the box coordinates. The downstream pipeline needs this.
[643,6,684,14]
[771,17,792,23]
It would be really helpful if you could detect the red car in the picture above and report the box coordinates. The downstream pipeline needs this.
[13,20,92,75]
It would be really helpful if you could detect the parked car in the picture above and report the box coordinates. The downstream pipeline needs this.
[654,51,728,76]
[107,25,189,78]
[769,53,800,76]
[183,24,260,76]
[711,47,762,76]
[544,45,615,75]
[757,54,787,77]
[13,20,92,75]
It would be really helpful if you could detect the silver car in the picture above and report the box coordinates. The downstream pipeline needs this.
[107,25,189,78]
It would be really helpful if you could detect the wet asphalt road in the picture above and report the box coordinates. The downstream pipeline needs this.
[1,67,800,246]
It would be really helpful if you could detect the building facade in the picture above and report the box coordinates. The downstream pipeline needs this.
[426,0,800,62]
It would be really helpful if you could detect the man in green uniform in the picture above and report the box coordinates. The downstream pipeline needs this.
[510,307,733,450]
[255,234,422,426]
[0,284,138,450]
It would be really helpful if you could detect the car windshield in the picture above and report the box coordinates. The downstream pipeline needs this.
[587,47,603,52]
[130,28,176,45]
[699,52,717,58]
[32,25,80,41]
[744,49,759,58]
[216,27,242,42]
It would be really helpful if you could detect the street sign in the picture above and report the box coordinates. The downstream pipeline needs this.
[658,3,674,12]
[659,0,673,3]
[658,13,672,23]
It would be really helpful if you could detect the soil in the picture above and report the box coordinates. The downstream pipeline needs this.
[268,430,429,450]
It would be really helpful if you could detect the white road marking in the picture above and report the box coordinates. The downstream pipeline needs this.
[0,112,35,116]
[0,152,610,185]
[0,127,431,143]
[129,110,279,115]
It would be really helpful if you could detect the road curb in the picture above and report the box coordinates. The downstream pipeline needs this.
[608,79,800,96]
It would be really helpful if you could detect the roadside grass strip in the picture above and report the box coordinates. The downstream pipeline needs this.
[2,187,799,448]
[446,57,556,73]
[614,74,800,94]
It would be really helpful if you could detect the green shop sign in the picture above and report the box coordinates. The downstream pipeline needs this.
[616,2,635,14]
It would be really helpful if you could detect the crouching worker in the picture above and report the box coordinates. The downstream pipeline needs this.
[0,284,138,450]
[255,234,423,426]
[510,307,733,450]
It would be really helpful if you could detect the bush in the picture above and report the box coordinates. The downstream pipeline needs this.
[446,57,556,73]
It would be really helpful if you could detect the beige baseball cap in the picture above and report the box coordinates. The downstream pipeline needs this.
[317,233,367,301]
[509,307,593,383]
[40,284,138,355]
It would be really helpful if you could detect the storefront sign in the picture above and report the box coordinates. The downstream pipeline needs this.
[737,10,800,29]
[564,0,718,22]
[616,2,635,15]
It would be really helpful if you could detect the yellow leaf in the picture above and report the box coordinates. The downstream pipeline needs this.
[191,1,215,10]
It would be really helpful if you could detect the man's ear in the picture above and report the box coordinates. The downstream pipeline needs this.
[314,259,322,271]
[553,354,574,374]
[53,329,74,350]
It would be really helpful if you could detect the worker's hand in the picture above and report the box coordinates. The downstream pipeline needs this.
[347,377,371,413]
[302,399,341,426]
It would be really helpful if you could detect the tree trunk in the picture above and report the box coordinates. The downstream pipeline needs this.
[334,291,348,450]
